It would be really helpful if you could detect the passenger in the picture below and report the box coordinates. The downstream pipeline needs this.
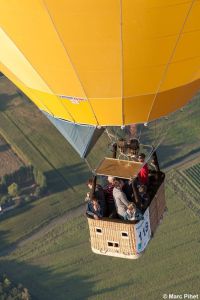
[87,178,107,216]
[129,124,137,138]
[104,176,117,217]
[138,185,149,200]
[132,177,141,209]
[122,179,134,202]
[138,185,150,209]
[86,196,102,220]
[113,178,131,219]
[124,203,144,221]
[138,153,149,185]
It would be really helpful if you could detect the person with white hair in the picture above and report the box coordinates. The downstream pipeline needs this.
[124,203,143,221]
[113,178,131,219]
[104,176,116,217]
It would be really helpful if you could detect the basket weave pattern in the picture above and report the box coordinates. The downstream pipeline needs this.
[88,182,166,258]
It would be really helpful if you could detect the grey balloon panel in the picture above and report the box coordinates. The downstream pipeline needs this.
[43,111,104,158]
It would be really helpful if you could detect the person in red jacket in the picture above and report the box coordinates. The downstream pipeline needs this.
[138,153,149,185]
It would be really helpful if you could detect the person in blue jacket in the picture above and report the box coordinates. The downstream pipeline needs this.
[86,196,103,220]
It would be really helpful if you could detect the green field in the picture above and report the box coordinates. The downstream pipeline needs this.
[0,77,90,194]
[0,77,90,255]
[0,186,200,300]
[182,163,200,191]
[0,76,200,299]
[166,158,200,218]
[147,93,200,168]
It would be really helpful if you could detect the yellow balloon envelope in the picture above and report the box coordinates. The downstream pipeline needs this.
[0,0,200,126]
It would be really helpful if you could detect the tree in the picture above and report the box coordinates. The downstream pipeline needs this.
[8,183,19,197]
[0,174,9,191]
[33,167,47,195]
[3,276,11,288]
[0,194,12,207]
[34,186,41,198]
[24,195,31,203]
[22,287,31,300]
[0,274,31,299]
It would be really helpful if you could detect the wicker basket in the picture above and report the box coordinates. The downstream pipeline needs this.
[87,181,166,259]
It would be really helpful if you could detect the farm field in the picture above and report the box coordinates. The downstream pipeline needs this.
[0,134,24,177]
[0,185,200,300]
[0,189,84,254]
[0,76,90,253]
[181,162,200,192]
[0,76,90,195]
[167,157,200,217]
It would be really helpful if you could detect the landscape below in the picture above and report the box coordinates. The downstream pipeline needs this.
[0,76,200,299]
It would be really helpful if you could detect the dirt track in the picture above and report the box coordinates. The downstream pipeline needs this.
[0,204,85,256]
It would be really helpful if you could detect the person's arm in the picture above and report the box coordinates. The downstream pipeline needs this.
[97,209,103,218]
[86,203,95,217]
[144,164,149,177]
[93,204,102,218]
[120,191,130,207]
[124,212,128,220]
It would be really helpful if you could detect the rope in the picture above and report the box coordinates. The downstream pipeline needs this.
[84,158,95,173]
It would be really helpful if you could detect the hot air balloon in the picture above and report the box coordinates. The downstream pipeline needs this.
[0,0,200,258]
